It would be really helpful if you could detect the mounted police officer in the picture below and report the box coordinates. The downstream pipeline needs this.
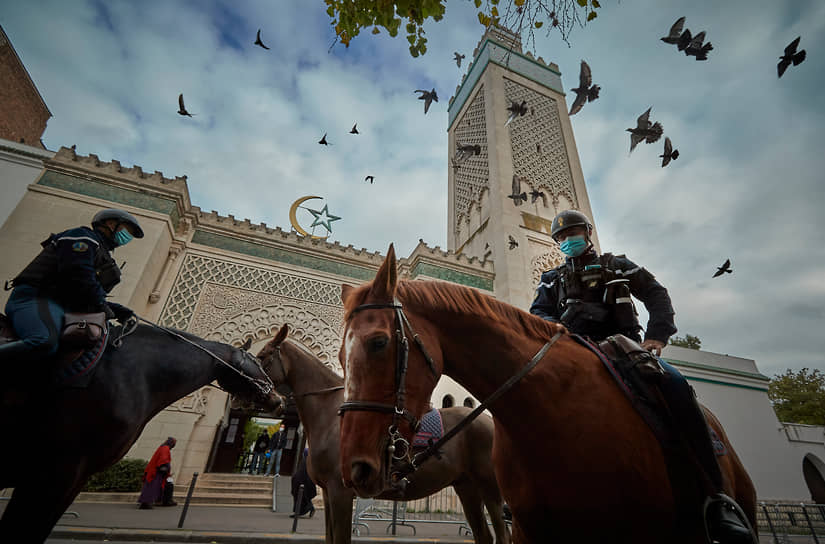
[531,210,753,544]
[1,209,143,362]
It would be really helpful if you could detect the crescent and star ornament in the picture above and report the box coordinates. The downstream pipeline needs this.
[288,196,341,239]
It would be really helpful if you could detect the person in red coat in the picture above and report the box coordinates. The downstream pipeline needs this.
[138,437,177,509]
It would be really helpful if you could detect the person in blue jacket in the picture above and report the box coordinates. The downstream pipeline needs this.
[530,209,752,544]
[1,208,144,362]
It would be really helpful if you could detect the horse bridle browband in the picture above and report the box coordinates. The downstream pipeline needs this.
[338,299,438,466]
[337,297,564,488]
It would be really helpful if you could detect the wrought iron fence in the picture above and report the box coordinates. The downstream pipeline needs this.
[352,487,477,536]
[758,502,825,543]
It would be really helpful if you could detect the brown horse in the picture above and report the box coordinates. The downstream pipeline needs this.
[256,324,511,544]
[337,245,757,544]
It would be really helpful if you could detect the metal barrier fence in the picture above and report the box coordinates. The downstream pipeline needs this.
[758,502,825,543]
[352,487,474,536]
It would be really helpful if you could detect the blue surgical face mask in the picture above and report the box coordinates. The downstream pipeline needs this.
[559,235,588,257]
[113,229,133,247]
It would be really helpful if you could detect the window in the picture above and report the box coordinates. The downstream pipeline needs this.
[442,395,454,408]
[463,397,475,408]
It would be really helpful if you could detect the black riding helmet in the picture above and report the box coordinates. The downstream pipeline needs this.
[92,209,145,238]
[550,209,592,242]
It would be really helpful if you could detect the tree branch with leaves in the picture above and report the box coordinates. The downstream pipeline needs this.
[768,368,825,425]
[323,0,605,58]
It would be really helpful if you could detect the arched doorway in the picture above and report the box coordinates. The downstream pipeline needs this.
[803,454,825,503]
[442,395,455,408]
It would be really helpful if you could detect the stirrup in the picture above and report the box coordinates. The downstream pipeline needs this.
[702,494,757,544]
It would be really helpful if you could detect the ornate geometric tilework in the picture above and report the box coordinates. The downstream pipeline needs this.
[453,87,490,234]
[159,253,341,331]
[504,78,578,210]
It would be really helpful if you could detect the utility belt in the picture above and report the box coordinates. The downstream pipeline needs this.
[559,278,639,334]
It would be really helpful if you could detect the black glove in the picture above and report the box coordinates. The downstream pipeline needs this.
[106,302,135,322]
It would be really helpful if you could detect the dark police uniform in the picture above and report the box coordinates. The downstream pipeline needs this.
[530,249,676,343]
[4,226,121,358]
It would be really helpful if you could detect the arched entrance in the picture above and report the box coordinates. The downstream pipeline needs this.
[803,453,825,503]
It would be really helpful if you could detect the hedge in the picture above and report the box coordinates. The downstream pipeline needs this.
[82,458,148,492]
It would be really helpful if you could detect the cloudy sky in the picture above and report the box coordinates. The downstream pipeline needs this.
[2,0,823,378]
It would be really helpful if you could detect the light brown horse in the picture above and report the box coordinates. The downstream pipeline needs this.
[256,324,511,544]
[337,245,757,544]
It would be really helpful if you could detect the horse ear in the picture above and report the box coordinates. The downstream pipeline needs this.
[370,243,398,300]
[273,323,288,346]
[341,284,354,304]
[241,338,252,351]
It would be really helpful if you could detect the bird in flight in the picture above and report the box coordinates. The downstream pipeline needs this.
[508,235,519,250]
[508,175,528,206]
[365,175,374,184]
[529,189,546,205]
[569,60,601,116]
[660,137,679,167]
[177,94,195,117]
[415,88,438,114]
[318,133,330,146]
[778,37,806,78]
[713,259,732,278]
[660,17,686,45]
[627,107,663,154]
[505,100,528,126]
[350,123,359,134]
[254,29,270,50]
[684,31,713,61]
[454,52,465,67]
[455,142,481,165]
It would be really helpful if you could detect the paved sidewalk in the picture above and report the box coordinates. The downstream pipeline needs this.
[2,500,475,543]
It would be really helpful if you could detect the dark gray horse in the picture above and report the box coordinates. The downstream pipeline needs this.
[0,321,282,543]
[257,324,510,544]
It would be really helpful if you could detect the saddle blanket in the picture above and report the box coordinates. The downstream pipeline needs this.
[51,326,108,388]
[413,408,444,449]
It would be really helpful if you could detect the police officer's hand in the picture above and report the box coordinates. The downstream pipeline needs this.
[642,339,665,356]
[106,302,135,322]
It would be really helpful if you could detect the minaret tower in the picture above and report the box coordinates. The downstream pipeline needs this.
[447,26,599,309]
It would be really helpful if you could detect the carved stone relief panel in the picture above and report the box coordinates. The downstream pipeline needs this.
[453,86,490,235]
[168,387,211,416]
[191,282,343,373]
[529,241,566,288]
[504,78,579,211]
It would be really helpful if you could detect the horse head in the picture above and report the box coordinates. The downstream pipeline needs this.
[256,324,290,389]
[217,339,285,415]
[338,244,442,497]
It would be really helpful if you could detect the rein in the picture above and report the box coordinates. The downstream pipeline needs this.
[297,385,345,398]
[338,297,564,488]
[135,316,276,398]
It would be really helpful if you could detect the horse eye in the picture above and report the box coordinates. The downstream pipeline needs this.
[368,336,389,353]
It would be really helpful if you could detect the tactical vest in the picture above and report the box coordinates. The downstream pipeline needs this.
[555,253,641,340]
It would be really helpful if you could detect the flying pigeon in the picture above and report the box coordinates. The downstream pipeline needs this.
[505,100,528,126]
[318,133,330,146]
[365,175,374,184]
[778,37,806,78]
[569,60,601,116]
[712,259,732,278]
[626,107,663,154]
[684,31,713,60]
[661,17,686,45]
[507,175,527,206]
[659,137,679,167]
[454,52,465,67]
[508,235,519,250]
[415,88,438,114]
[350,123,359,134]
[529,189,546,204]
[676,28,693,51]
[177,94,195,117]
[254,29,270,50]
[455,142,481,165]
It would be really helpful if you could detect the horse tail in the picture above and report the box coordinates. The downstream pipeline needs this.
[701,406,758,532]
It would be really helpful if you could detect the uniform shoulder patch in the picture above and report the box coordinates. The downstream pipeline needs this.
[72,241,89,252]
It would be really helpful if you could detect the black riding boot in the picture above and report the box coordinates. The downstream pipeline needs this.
[707,495,754,544]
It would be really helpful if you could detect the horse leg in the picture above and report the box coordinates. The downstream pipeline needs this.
[477,482,511,544]
[326,477,354,544]
[0,475,85,543]
[321,488,334,543]
[454,481,494,544]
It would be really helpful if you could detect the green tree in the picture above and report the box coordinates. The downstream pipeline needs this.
[323,0,604,58]
[669,334,702,350]
[768,368,825,425]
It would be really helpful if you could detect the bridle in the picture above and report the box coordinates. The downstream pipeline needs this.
[337,297,564,490]
[338,299,438,476]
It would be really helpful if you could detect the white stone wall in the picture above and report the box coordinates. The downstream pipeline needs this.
[0,138,53,229]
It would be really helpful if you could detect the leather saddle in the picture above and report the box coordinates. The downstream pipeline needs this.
[597,334,665,381]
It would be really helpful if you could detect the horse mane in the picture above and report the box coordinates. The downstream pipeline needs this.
[284,338,343,382]
[343,279,564,342]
